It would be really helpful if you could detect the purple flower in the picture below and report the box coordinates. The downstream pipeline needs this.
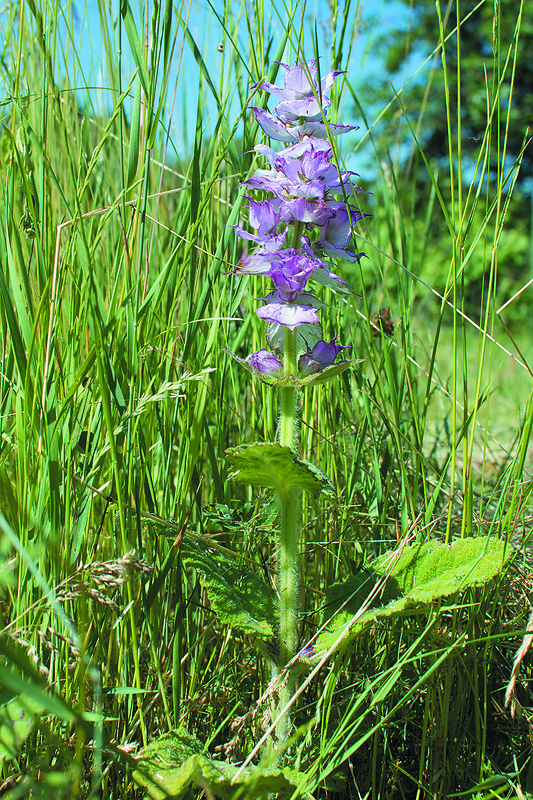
[278,198,334,226]
[236,239,288,275]
[244,165,324,200]
[246,349,283,375]
[224,348,284,378]
[267,251,322,301]
[232,198,282,244]
[247,138,359,201]
[257,290,322,331]
[297,120,358,139]
[251,107,357,141]
[276,142,336,185]
[256,60,341,122]
[311,204,367,263]
[249,107,299,142]
[298,338,351,375]
[242,168,289,195]
[237,245,312,278]
[236,242,350,295]
[273,141,359,195]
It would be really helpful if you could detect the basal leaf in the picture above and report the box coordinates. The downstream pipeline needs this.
[226,442,334,497]
[321,570,380,620]
[180,539,277,638]
[316,537,507,656]
[132,728,302,799]
[374,536,508,604]
[132,728,205,800]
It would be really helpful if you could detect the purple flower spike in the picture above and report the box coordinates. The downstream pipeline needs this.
[246,349,283,375]
[298,338,351,375]
[228,59,365,387]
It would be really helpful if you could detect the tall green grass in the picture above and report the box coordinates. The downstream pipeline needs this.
[0,0,532,797]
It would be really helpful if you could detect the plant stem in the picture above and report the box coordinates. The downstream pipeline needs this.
[274,326,301,754]
[279,329,298,447]
[276,484,301,749]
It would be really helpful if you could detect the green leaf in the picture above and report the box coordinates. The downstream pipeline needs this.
[0,662,76,724]
[224,358,364,388]
[297,359,366,387]
[321,570,378,620]
[180,539,277,638]
[226,442,335,498]
[126,77,142,188]
[4,769,76,798]
[374,536,508,603]
[0,694,43,761]
[132,728,303,800]
[0,261,27,386]
[316,537,508,655]
[120,0,150,98]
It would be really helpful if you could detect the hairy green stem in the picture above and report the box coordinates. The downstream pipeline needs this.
[279,329,298,446]
[275,484,301,749]
[273,326,301,755]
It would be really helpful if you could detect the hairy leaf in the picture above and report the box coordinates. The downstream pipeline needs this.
[181,539,277,638]
[374,536,507,602]
[133,728,302,799]
[226,442,335,497]
[317,537,508,655]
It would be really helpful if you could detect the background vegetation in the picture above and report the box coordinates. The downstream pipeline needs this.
[0,0,533,797]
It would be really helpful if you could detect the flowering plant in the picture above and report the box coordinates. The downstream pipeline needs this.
[226,59,366,759]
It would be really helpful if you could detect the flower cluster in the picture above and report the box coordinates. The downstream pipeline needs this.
[231,60,365,382]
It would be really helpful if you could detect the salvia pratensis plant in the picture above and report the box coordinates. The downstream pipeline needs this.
[225,59,366,758]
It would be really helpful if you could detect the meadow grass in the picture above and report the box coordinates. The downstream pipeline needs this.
[0,0,532,797]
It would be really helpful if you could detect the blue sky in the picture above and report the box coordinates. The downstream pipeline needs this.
[180,0,411,147]
[65,0,414,162]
